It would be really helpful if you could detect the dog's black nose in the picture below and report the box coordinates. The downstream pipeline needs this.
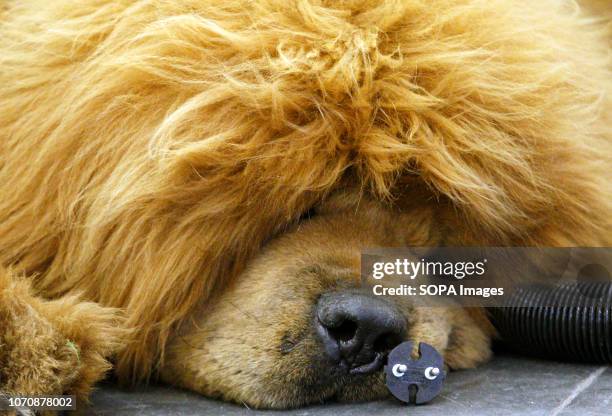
[315,291,405,374]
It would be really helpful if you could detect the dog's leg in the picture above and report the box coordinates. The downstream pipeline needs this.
[407,306,493,371]
[0,267,125,403]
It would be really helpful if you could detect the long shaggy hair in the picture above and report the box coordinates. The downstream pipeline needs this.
[0,0,610,383]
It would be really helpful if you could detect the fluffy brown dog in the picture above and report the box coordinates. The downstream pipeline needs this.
[0,0,610,410]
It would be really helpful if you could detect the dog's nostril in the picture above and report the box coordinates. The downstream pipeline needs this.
[327,319,358,343]
[315,291,406,375]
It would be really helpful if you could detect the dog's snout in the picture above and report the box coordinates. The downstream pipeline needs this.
[315,291,405,375]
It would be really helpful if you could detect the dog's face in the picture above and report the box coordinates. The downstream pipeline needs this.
[160,192,493,408]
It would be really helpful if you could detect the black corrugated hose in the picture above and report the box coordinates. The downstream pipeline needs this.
[489,282,612,363]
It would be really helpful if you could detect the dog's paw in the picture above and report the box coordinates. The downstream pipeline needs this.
[42,295,128,399]
[408,307,493,370]
[0,270,126,400]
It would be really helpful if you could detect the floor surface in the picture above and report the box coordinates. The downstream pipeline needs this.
[89,353,611,415]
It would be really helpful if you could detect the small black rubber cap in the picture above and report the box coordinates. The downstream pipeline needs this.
[385,341,446,404]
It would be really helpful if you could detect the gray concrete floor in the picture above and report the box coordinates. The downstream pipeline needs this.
[89,353,611,415]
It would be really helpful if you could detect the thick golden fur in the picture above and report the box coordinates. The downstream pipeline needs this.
[0,0,610,409]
